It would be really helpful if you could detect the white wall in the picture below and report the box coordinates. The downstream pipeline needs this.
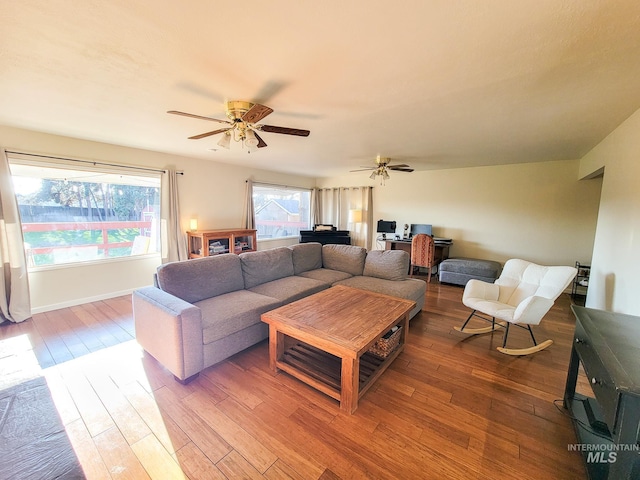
[1,125,314,312]
[579,108,640,315]
[318,160,602,267]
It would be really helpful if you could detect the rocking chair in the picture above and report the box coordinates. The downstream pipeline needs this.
[454,258,577,355]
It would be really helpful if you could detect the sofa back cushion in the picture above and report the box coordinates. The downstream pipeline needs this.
[157,254,244,304]
[322,244,367,276]
[240,247,295,289]
[289,242,323,274]
[363,250,409,281]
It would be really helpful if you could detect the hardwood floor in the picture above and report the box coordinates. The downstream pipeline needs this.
[0,282,589,479]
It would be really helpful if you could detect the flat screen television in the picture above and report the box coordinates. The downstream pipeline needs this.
[410,223,432,237]
[377,220,397,234]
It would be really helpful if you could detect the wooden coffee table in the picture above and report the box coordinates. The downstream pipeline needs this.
[261,285,415,413]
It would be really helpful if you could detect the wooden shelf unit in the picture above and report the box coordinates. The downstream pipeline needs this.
[187,228,257,259]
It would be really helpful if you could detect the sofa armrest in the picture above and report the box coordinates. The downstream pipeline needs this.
[132,286,204,381]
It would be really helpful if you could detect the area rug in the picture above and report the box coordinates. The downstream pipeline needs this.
[0,376,84,479]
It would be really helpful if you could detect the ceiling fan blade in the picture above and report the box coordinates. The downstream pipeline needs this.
[188,128,230,140]
[350,168,377,172]
[167,110,231,125]
[260,125,310,137]
[242,104,273,124]
[388,167,414,172]
[254,131,268,148]
[387,164,411,169]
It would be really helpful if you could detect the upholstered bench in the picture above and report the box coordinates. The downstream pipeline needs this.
[438,258,501,286]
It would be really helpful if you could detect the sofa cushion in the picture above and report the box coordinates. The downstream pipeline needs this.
[157,254,244,304]
[248,276,329,304]
[322,244,367,276]
[289,242,323,274]
[195,290,282,344]
[297,268,353,284]
[240,247,295,289]
[335,276,426,318]
[336,276,426,303]
[363,250,409,281]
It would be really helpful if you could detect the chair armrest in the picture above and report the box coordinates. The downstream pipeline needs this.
[132,286,204,381]
[463,279,500,305]
[513,295,554,326]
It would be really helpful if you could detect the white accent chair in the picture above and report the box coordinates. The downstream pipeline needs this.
[454,259,577,355]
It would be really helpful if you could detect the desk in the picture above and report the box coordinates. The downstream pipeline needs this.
[384,239,450,265]
[564,306,640,479]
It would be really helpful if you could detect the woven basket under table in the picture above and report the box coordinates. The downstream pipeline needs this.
[367,326,402,359]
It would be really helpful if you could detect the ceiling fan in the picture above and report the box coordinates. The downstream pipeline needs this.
[167,100,310,152]
[351,155,414,183]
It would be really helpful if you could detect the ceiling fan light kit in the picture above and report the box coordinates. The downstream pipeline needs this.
[217,132,231,149]
[168,100,310,153]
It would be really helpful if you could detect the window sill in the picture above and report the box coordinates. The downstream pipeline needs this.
[27,252,161,272]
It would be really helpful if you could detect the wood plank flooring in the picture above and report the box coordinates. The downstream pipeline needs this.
[0,282,590,479]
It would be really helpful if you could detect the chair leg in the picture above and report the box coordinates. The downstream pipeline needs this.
[502,322,511,348]
[427,266,432,283]
[526,325,538,346]
[460,310,475,330]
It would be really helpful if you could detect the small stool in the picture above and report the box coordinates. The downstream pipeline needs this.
[439,258,501,286]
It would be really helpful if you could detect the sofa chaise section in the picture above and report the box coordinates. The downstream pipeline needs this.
[336,249,426,318]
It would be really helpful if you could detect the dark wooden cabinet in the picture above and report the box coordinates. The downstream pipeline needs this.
[564,305,640,479]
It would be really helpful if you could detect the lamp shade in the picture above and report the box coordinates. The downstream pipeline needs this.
[349,209,363,224]
[189,218,198,231]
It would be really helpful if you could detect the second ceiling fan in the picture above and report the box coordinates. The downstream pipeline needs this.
[168,100,310,151]
[351,155,414,183]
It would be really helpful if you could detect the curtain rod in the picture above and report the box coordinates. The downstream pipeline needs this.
[248,180,309,190]
[5,150,184,175]
[315,186,373,190]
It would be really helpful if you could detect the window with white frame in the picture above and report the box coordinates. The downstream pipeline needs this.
[9,158,161,268]
[252,184,311,240]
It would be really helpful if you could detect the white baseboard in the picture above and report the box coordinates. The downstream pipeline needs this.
[30,288,138,314]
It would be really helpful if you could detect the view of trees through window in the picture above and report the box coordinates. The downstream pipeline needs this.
[252,184,311,240]
[9,161,161,267]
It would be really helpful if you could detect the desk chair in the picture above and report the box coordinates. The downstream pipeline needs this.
[410,234,436,282]
[454,258,577,355]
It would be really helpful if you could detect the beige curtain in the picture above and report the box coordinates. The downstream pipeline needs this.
[242,179,255,229]
[161,168,187,263]
[0,149,31,323]
[316,186,373,249]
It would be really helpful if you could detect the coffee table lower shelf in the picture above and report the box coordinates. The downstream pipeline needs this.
[275,341,403,405]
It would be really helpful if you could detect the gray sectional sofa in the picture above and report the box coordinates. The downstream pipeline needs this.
[132,242,426,382]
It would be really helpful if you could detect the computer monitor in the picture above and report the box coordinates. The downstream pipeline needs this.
[377,220,396,239]
[410,223,432,237]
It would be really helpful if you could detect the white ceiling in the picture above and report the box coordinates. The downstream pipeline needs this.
[2,1,640,178]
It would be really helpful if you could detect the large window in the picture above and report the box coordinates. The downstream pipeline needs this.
[252,184,311,240]
[9,159,161,267]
